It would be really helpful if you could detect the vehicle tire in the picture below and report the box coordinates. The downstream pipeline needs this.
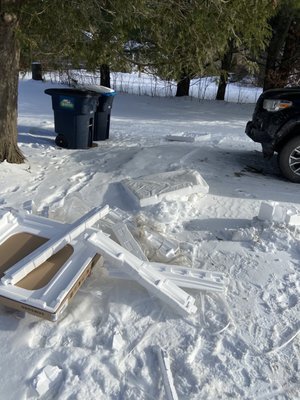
[55,134,68,148]
[278,136,300,183]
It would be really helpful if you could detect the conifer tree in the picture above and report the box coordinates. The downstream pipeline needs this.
[263,0,300,90]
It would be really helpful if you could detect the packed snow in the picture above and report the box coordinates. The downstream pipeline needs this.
[0,74,299,400]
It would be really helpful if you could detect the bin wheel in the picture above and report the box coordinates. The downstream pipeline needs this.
[55,134,68,148]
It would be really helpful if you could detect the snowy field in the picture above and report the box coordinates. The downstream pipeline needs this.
[0,75,299,399]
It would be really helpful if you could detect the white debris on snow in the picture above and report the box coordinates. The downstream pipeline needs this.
[121,169,209,207]
[285,212,300,226]
[257,201,286,223]
[154,346,178,400]
[112,329,125,351]
[165,134,195,143]
[257,201,300,227]
[141,227,180,261]
[88,230,198,316]
[33,365,63,397]
[112,222,148,261]
[105,261,228,292]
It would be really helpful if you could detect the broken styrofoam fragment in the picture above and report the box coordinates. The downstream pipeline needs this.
[112,329,125,351]
[2,206,110,285]
[121,169,209,207]
[285,213,300,226]
[95,207,132,232]
[33,365,63,397]
[106,262,228,292]
[257,201,276,221]
[112,223,148,261]
[22,200,36,214]
[142,228,179,260]
[87,231,197,316]
[165,135,195,143]
[257,201,286,223]
[154,346,178,400]
[0,210,18,226]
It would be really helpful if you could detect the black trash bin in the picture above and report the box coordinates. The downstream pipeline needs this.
[94,89,116,141]
[75,85,116,141]
[45,88,99,149]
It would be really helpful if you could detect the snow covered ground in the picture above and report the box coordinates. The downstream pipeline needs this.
[0,75,299,399]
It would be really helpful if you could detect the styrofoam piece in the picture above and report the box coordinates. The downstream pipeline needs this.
[165,135,195,143]
[143,228,179,259]
[22,200,36,214]
[112,329,125,351]
[257,201,286,223]
[0,210,101,320]
[97,207,131,227]
[95,207,133,235]
[154,346,178,400]
[112,223,148,261]
[2,206,109,285]
[105,262,228,292]
[285,213,300,226]
[33,365,63,396]
[87,231,197,315]
[121,169,209,207]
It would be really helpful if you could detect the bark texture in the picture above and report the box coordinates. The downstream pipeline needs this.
[0,0,25,163]
[176,74,190,97]
[216,40,234,101]
[263,12,293,91]
[100,64,111,88]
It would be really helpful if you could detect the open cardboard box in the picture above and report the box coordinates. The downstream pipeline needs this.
[0,210,102,321]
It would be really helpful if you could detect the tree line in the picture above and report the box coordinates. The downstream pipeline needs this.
[0,0,299,163]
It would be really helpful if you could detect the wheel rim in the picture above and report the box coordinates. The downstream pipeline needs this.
[289,146,300,176]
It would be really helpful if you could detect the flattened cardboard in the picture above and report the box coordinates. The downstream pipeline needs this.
[0,232,48,279]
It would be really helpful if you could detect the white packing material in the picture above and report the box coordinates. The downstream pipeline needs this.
[154,346,178,400]
[2,206,109,285]
[105,261,228,292]
[87,230,197,316]
[121,169,209,207]
[0,208,104,321]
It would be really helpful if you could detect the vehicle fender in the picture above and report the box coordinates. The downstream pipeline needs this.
[276,116,300,145]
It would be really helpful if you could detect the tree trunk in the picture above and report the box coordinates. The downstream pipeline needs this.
[176,74,190,97]
[0,2,25,163]
[263,12,293,91]
[216,40,234,101]
[100,64,111,88]
[275,17,300,87]
[216,73,227,101]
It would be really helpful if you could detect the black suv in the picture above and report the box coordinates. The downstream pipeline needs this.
[246,88,300,182]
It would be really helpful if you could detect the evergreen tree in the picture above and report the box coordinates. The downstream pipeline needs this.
[263,0,300,90]
[123,0,275,97]
[0,0,105,163]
